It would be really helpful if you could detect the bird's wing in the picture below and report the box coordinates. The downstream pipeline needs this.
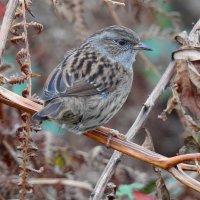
[42,47,124,101]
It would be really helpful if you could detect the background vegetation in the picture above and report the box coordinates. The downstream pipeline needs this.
[0,0,200,199]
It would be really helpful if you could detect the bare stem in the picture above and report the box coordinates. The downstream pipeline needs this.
[21,0,32,96]
[0,0,19,64]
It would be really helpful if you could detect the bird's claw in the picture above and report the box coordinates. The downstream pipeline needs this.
[106,128,126,147]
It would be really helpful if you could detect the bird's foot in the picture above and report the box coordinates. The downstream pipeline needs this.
[97,126,126,147]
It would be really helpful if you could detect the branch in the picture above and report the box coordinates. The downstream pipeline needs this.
[0,0,19,64]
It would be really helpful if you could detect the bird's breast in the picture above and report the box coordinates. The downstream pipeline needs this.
[79,71,133,130]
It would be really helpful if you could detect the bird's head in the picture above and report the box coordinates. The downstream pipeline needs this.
[87,25,152,70]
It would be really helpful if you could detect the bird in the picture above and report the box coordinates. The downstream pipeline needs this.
[32,25,152,134]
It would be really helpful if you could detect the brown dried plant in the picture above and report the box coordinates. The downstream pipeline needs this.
[8,0,43,199]
[159,30,200,154]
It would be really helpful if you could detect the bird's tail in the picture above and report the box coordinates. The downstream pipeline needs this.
[32,98,64,122]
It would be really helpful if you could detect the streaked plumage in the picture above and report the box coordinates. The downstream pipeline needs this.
[32,25,151,133]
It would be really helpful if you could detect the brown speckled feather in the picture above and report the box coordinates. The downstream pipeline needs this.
[43,42,126,101]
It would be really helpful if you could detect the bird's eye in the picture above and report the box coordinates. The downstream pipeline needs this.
[114,39,127,46]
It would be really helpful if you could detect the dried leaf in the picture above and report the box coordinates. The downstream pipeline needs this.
[174,30,188,45]
[22,85,30,97]
[10,22,23,36]
[10,35,25,45]
[184,114,200,132]
[8,74,27,85]
[104,182,117,200]
[158,96,178,121]
[16,48,27,66]
[179,135,200,157]
[142,128,155,152]
[28,21,43,34]
[173,61,200,119]
[188,61,200,90]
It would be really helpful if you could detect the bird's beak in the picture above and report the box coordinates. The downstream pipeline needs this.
[133,42,152,51]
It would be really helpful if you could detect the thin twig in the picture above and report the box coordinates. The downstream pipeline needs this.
[90,61,176,199]
[21,0,32,96]
[20,114,31,200]
[0,0,19,64]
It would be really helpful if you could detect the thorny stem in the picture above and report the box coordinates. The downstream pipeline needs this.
[19,1,33,199]
[20,114,31,200]
[21,0,32,96]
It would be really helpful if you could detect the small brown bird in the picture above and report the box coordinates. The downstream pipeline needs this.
[32,25,152,134]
